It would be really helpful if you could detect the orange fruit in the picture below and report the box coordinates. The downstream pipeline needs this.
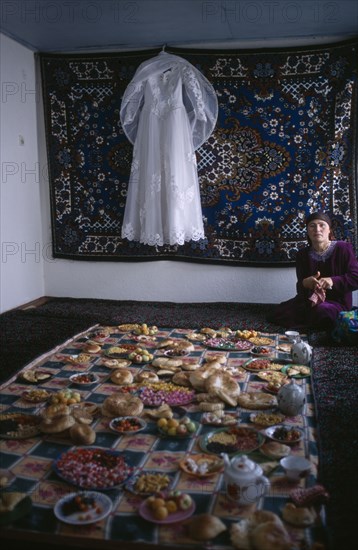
[157,418,168,429]
[153,506,168,520]
[165,500,177,513]
[152,497,166,510]
[167,418,179,428]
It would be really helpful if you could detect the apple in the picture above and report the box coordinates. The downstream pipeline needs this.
[177,424,188,435]
[177,493,192,511]
[186,421,197,433]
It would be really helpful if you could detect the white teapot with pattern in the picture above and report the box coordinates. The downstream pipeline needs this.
[291,340,312,365]
[277,378,305,416]
[223,454,270,506]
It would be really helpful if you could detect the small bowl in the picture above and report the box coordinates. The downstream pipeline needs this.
[284,331,300,343]
[280,456,311,480]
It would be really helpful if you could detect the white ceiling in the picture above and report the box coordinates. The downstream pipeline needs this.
[1,0,357,52]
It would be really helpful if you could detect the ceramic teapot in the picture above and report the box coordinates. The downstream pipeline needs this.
[291,340,312,365]
[223,454,270,506]
[277,378,305,416]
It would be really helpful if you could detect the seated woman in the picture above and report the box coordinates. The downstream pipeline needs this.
[268,211,358,330]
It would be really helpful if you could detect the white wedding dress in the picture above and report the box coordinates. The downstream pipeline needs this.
[120,52,218,246]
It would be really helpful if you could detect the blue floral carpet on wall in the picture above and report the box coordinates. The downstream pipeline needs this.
[40,38,357,265]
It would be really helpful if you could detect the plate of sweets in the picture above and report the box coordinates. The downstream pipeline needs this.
[200,426,264,456]
[264,425,303,444]
[18,369,53,384]
[54,491,112,525]
[281,365,311,378]
[69,373,99,385]
[105,345,136,358]
[21,388,52,403]
[243,358,273,372]
[138,382,196,407]
[255,371,288,384]
[248,336,275,346]
[250,346,275,357]
[179,454,224,477]
[53,447,133,490]
[109,416,147,434]
[205,337,253,351]
[0,413,41,439]
[125,470,173,496]
[139,491,195,524]
[250,411,285,427]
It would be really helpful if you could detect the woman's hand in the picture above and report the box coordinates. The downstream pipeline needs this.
[317,277,333,290]
[302,271,321,290]
[302,271,333,291]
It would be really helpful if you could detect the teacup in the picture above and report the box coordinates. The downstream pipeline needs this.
[280,456,311,480]
[285,330,300,343]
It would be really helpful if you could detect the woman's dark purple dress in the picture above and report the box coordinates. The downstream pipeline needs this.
[270,241,358,329]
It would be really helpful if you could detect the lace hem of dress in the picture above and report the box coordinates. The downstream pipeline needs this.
[309,240,337,262]
[122,224,205,247]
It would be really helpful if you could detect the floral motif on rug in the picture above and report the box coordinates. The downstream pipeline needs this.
[40,39,358,264]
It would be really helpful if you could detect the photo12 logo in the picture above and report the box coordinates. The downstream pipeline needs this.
[1,1,140,24]
[2,242,56,263]
[201,1,341,24]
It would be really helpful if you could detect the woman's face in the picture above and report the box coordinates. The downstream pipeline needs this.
[307,220,331,246]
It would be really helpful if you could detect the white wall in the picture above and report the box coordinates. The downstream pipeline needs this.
[0,34,45,312]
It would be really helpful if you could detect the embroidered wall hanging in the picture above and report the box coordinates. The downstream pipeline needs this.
[40,39,358,265]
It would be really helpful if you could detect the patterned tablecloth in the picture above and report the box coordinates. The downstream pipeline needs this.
[0,325,326,549]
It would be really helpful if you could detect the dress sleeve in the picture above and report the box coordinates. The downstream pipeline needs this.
[181,65,218,150]
[120,80,145,145]
[331,242,358,292]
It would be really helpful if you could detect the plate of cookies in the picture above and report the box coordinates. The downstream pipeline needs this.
[21,388,52,403]
[281,365,311,378]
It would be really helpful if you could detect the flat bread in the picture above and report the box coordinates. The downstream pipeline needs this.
[0,492,27,513]
[260,441,291,459]
[20,370,52,383]
[237,392,277,410]
[282,503,316,526]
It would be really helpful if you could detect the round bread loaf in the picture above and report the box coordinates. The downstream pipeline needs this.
[42,404,71,418]
[134,371,159,383]
[110,368,133,385]
[71,408,93,425]
[40,414,75,433]
[250,520,292,550]
[237,392,277,410]
[282,503,316,526]
[260,441,291,459]
[172,372,191,387]
[83,343,101,354]
[186,513,226,540]
[70,423,96,445]
[102,393,143,417]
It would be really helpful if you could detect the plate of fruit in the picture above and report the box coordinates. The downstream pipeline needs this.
[157,416,199,438]
[54,491,112,525]
[128,348,154,364]
[109,416,147,434]
[139,490,195,523]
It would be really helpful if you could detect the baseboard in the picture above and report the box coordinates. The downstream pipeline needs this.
[15,296,52,311]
